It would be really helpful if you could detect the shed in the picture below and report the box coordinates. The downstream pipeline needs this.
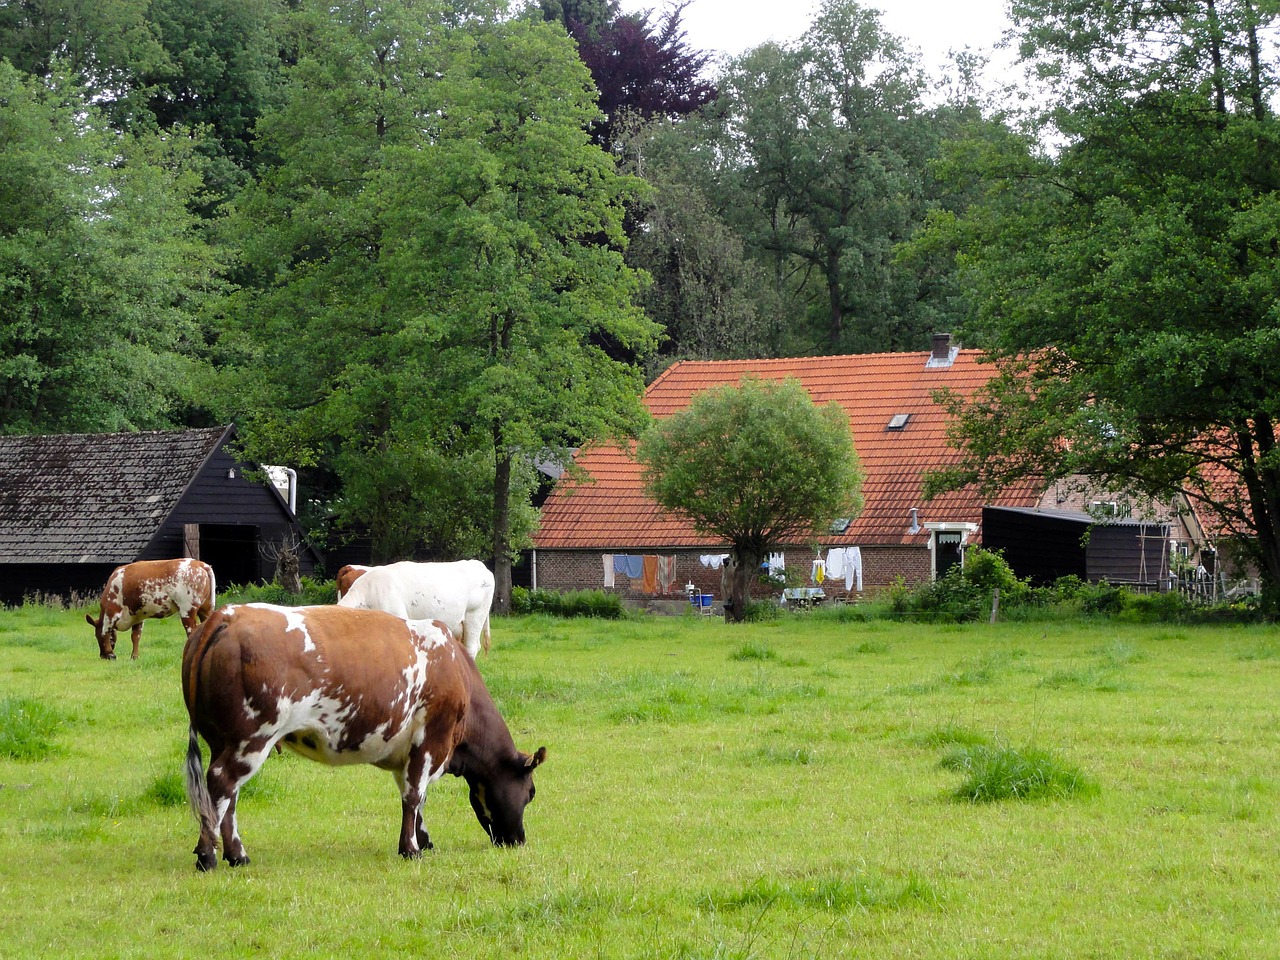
[982,506,1170,588]
[0,425,319,605]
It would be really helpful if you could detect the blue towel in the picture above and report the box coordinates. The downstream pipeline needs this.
[620,554,644,579]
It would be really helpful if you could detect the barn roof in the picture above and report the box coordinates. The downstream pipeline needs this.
[534,347,1044,551]
[0,426,230,564]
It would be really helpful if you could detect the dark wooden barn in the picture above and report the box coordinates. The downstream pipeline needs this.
[982,506,1170,588]
[0,425,319,605]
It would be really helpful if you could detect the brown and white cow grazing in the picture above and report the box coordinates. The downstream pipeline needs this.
[336,559,494,658]
[334,563,371,599]
[86,558,215,660]
[181,603,546,871]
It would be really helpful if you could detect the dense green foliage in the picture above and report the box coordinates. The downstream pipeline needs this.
[637,376,863,621]
[3,606,1279,957]
[927,0,1280,596]
[0,62,222,432]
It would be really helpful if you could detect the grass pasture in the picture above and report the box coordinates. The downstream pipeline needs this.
[1,605,1277,958]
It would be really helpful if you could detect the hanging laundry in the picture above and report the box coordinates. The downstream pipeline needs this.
[812,558,826,584]
[657,556,678,594]
[767,552,786,579]
[603,554,615,588]
[848,546,863,591]
[620,554,645,579]
[641,555,659,594]
[825,547,863,592]
[699,554,729,569]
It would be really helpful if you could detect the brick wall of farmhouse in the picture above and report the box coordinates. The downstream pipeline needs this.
[534,544,935,602]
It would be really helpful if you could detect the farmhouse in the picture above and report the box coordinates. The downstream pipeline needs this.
[0,425,318,605]
[533,336,1041,605]
[532,337,1232,607]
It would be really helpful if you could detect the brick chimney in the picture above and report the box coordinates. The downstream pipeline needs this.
[927,332,954,367]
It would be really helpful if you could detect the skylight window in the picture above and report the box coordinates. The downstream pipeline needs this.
[886,413,910,431]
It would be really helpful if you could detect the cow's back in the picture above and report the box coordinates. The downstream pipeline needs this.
[113,558,215,628]
[183,604,464,765]
[337,560,493,656]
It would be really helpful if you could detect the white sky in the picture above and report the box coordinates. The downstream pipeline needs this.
[620,0,1021,88]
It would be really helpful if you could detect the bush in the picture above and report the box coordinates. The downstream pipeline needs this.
[510,587,623,619]
[219,576,336,607]
[881,549,1028,623]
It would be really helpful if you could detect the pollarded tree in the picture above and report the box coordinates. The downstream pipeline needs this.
[928,0,1280,600]
[636,377,863,622]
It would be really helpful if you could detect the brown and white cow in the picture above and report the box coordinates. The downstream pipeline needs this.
[334,563,371,599]
[181,603,546,871]
[337,559,494,658]
[86,558,215,660]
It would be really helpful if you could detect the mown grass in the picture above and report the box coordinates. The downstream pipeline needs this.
[0,607,1277,958]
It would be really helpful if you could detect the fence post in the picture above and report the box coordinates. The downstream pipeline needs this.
[989,587,1000,624]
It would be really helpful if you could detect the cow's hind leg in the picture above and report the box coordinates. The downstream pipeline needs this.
[209,737,273,867]
[129,623,143,660]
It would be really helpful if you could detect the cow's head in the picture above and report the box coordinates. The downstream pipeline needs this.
[467,746,546,847]
[85,613,117,659]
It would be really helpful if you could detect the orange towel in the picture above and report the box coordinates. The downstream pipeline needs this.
[641,555,659,594]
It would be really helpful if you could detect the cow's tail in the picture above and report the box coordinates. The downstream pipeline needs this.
[481,614,491,655]
[184,725,215,835]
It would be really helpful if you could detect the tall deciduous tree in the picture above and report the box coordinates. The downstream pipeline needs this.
[0,62,221,433]
[708,0,938,353]
[224,1,657,604]
[928,0,1280,598]
[636,377,863,622]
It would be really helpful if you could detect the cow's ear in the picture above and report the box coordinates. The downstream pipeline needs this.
[85,614,97,627]
[525,746,547,770]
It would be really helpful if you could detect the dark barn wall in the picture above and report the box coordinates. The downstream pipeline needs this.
[0,563,118,606]
[142,446,317,587]
[982,508,1088,586]
[1086,524,1169,585]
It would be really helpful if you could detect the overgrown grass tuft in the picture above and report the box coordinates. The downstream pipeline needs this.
[142,771,188,808]
[0,696,70,761]
[729,640,777,662]
[940,743,1099,803]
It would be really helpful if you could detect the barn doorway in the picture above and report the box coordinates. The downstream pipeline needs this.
[198,524,262,587]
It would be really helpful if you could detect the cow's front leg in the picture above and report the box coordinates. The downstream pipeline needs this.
[395,749,435,859]
[398,794,425,859]
[129,623,143,660]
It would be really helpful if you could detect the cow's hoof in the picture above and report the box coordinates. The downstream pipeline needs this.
[225,855,250,867]
[195,853,217,872]
[399,848,423,861]
[102,654,116,661]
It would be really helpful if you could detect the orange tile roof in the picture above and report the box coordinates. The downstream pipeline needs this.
[534,349,1044,550]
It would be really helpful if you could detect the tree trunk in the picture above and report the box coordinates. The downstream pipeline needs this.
[491,444,513,616]
[724,547,762,623]
[826,246,843,350]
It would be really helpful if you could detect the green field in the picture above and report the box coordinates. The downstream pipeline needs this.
[1,604,1277,958]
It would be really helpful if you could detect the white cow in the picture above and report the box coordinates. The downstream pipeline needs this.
[336,560,493,658]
